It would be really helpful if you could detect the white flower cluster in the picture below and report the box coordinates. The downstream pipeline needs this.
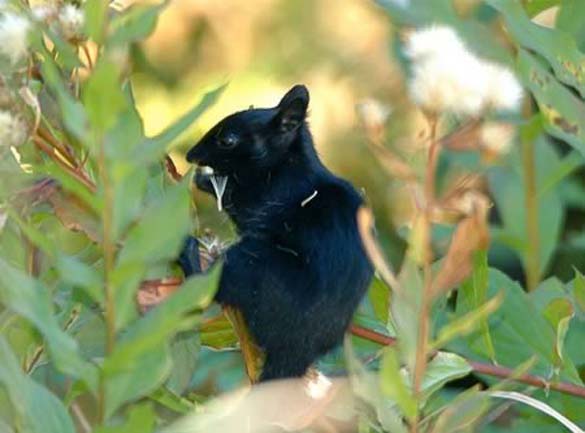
[0,109,28,149]
[58,4,85,42]
[405,26,523,116]
[0,12,31,65]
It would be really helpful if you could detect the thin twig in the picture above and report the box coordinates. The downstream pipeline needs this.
[82,44,94,70]
[37,126,79,168]
[32,136,96,193]
[71,402,92,433]
[349,325,585,400]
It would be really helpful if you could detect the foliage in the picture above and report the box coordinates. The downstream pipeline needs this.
[0,0,583,432]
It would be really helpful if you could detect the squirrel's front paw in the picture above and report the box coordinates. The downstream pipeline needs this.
[177,235,202,277]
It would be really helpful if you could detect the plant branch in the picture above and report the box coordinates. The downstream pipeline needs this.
[413,115,439,411]
[349,325,585,400]
[522,134,540,292]
[32,136,96,193]
[37,126,79,168]
[97,133,115,424]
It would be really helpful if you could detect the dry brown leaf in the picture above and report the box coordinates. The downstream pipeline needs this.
[136,277,182,314]
[356,206,402,293]
[224,306,264,384]
[431,195,490,296]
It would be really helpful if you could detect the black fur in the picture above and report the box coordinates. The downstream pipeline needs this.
[180,85,373,381]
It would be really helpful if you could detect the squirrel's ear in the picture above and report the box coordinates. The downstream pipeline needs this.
[276,85,309,132]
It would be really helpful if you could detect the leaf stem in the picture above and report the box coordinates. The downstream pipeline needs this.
[522,133,540,292]
[97,133,115,423]
[411,115,440,433]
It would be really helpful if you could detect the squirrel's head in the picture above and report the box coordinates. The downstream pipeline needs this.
[186,84,310,174]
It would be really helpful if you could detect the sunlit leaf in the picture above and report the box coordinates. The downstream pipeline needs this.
[200,314,238,350]
[421,352,472,401]
[433,293,502,351]
[457,251,496,361]
[84,0,109,43]
[108,2,167,46]
[380,346,417,420]
[543,298,574,367]
[83,61,127,132]
[557,0,585,51]
[488,0,585,98]
[523,0,560,16]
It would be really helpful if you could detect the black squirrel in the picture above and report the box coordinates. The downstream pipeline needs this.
[179,85,373,381]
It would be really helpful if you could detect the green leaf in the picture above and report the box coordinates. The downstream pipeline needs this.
[430,388,490,433]
[105,346,171,419]
[83,61,127,132]
[488,137,565,279]
[103,268,218,417]
[105,84,146,161]
[380,347,417,421]
[112,168,148,240]
[134,85,226,165]
[0,338,76,433]
[573,270,585,313]
[523,0,560,17]
[84,0,108,43]
[117,180,191,267]
[167,332,200,395]
[40,59,89,141]
[557,0,585,52]
[488,0,585,98]
[0,258,98,390]
[56,255,104,304]
[517,50,585,158]
[104,266,220,376]
[149,387,195,414]
[539,151,585,197]
[434,293,503,351]
[200,314,238,349]
[542,298,574,367]
[95,403,156,433]
[391,258,423,371]
[108,2,167,46]
[457,251,496,361]
[420,352,472,401]
[368,276,390,325]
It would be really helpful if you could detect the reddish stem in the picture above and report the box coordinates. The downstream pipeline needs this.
[349,325,585,400]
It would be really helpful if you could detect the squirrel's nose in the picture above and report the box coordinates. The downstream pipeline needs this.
[186,144,205,163]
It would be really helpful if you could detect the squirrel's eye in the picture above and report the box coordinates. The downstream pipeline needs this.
[218,134,238,150]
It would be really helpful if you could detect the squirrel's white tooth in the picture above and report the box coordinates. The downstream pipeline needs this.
[209,175,228,212]
[199,166,214,175]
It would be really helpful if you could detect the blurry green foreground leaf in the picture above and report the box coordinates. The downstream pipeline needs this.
[0,338,76,433]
